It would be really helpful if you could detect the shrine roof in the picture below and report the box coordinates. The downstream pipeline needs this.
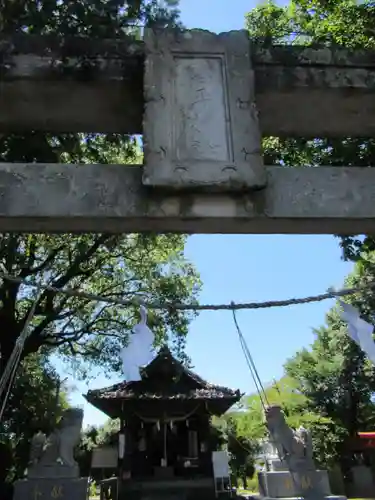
[84,345,241,412]
[87,385,240,401]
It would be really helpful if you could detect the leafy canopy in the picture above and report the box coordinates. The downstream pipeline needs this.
[0,353,70,481]
[0,1,203,377]
[246,0,375,260]
[239,0,375,469]
[0,232,201,377]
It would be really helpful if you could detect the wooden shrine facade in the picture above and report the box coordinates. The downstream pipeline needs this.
[85,346,241,499]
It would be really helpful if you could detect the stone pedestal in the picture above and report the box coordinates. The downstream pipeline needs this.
[28,464,80,479]
[266,458,285,472]
[348,465,375,497]
[13,477,88,500]
[258,470,331,498]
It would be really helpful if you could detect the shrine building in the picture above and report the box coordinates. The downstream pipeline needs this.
[84,345,242,500]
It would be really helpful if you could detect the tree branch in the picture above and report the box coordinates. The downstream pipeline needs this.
[22,235,114,355]
[26,244,66,276]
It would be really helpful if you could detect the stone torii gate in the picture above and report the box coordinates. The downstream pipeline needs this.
[0,30,374,234]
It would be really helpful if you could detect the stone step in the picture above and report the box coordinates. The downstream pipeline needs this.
[253,496,347,500]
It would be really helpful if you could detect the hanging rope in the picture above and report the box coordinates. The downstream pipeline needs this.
[231,307,303,498]
[0,270,372,311]
[0,347,23,422]
[231,304,269,409]
[133,405,201,423]
[0,296,40,422]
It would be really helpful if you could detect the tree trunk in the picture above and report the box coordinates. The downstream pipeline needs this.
[0,315,21,374]
[242,473,247,490]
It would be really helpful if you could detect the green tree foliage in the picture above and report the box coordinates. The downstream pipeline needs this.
[0,352,70,481]
[0,1,200,374]
[211,414,259,489]
[234,377,326,438]
[285,258,375,466]
[230,263,375,467]
[226,417,259,489]
[0,1,201,490]
[0,233,201,377]
[245,0,375,468]
[247,0,375,48]
[246,0,375,261]
[223,377,341,468]
[1,0,181,36]
[77,418,120,478]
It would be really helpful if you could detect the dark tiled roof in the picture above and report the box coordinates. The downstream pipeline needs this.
[87,384,240,401]
[86,345,241,402]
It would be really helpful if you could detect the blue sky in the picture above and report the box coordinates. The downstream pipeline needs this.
[65,235,352,427]
[61,0,354,426]
[179,0,288,32]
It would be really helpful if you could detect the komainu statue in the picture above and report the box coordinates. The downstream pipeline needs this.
[28,408,83,479]
[264,404,324,500]
[264,405,314,469]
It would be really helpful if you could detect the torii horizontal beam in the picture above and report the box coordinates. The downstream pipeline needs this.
[1,34,374,137]
[0,163,374,234]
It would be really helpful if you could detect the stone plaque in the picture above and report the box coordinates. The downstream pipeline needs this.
[143,29,266,191]
[13,477,88,500]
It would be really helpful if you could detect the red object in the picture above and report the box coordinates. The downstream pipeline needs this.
[358,432,375,448]
[358,432,375,438]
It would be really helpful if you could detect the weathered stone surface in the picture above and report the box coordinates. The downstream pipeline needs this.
[256,86,375,138]
[0,79,143,134]
[263,405,324,500]
[13,477,88,500]
[143,29,265,191]
[28,408,83,479]
[0,35,143,134]
[0,33,143,56]
[5,33,375,66]
[258,470,331,498]
[0,163,375,233]
[0,33,374,136]
[252,45,375,67]
[258,495,346,500]
[348,465,375,497]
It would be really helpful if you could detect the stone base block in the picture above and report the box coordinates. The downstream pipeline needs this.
[260,497,346,500]
[258,470,331,498]
[28,464,80,479]
[267,459,287,471]
[13,477,88,500]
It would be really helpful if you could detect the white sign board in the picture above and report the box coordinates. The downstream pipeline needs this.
[212,450,230,478]
[91,446,118,469]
